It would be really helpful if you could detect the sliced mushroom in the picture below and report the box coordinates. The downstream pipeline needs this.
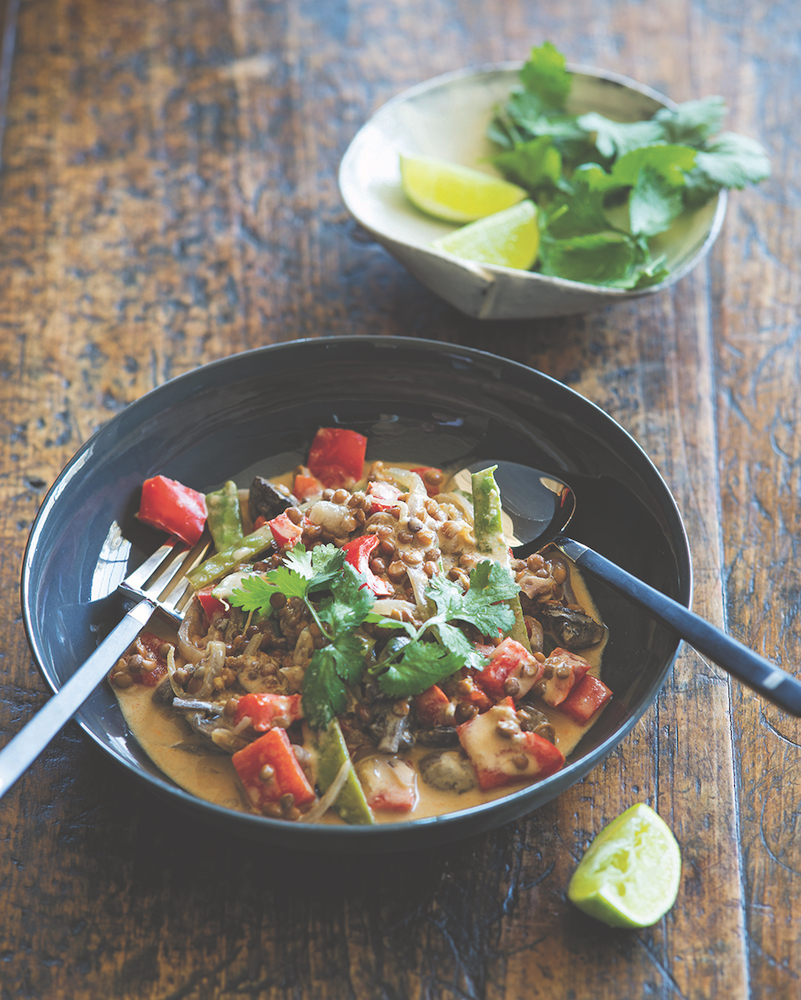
[249,476,294,522]
[415,726,460,748]
[366,702,415,753]
[538,603,606,650]
[418,750,476,793]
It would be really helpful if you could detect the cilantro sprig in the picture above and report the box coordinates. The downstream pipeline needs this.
[487,41,771,289]
[227,544,522,729]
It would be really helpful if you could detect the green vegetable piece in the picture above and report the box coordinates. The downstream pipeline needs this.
[205,480,244,552]
[187,523,274,589]
[519,41,572,110]
[308,720,375,826]
[471,467,531,650]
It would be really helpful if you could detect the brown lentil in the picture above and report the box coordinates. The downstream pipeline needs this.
[512,754,529,771]
[556,664,571,680]
[279,792,295,812]
[379,539,396,557]
[401,550,423,566]
[423,561,437,578]
[355,703,373,724]
[321,489,335,501]
[415,529,436,548]
[223,698,239,718]
[112,671,133,689]
[397,530,414,545]
[440,520,459,539]
[496,719,519,738]
[369,557,386,576]
[285,506,303,525]
[332,488,349,505]
[455,701,478,722]
[504,676,521,697]
[392,699,411,718]
[259,764,276,783]
[387,560,407,582]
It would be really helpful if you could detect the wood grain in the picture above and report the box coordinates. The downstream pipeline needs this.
[0,0,797,997]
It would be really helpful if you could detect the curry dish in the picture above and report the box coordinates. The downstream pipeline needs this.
[110,428,612,826]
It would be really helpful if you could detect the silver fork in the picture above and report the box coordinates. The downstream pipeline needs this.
[0,534,211,800]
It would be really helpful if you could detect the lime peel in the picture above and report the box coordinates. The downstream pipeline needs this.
[400,154,527,223]
[432,200,540,271]
[567,803,681,928]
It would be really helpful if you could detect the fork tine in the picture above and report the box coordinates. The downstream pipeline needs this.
[119,534,211,616]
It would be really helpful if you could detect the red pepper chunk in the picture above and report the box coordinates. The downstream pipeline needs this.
[232,728,316,812]
[233,693,304,732]
[307,427,367,487]
[293,473,325,502]
[137,475,207,545]
[365,480,402,514]
[476,638,544,702]
[414,685,451,726]
[457,702,564,790]
[538,648,591,707]
[196,585,227,621]
[559,674,612,724]
[131,631,169,687]
[268,511,304,549]
[341,535,394,596]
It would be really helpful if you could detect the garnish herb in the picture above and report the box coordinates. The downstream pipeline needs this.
[228,544,521,729]
[488,41,771,289]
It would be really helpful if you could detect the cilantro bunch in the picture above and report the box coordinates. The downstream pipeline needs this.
[228,543,519,730]
[488,42,771,288]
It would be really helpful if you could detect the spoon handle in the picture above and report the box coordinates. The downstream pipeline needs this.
[558,537,801,716]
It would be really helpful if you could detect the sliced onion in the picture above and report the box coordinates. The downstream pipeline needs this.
[298,758,352,823]
[177,602,208,663]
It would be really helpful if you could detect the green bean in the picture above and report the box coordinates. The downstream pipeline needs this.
[471,467,531,651]
[205,480,244,552]
[187,523,274,589]
[306,719,375,825]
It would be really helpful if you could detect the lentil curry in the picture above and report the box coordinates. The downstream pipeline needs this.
[111,430,612,826]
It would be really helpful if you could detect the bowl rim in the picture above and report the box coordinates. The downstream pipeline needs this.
[338,61,728,298]
[20,335,692,850]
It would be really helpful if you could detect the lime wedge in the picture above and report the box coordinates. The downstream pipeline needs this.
[568,803,681,928]
[400,154,527,223]
[432,201,540,270]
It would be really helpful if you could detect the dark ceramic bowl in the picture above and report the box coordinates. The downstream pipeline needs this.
[21,337,691,852]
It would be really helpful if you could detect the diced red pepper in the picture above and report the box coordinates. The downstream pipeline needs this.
[414,685,451,726]
[268,511,304,549]
[365,480,402,514]
[457,703,565,790]
[137,475,207,545]
[341,534,394,597]
[538,648,592,707]
[476,638,544,701]
[452,669,493,713]
[253,515,267,530]
[559,674,612,724]
[232,727,316,812]
[233,693,304,732]
[411,467,445,497]
[293,473,325,502]
[307,427,368,488]
[355,755,418,812]
[195,585,227,621]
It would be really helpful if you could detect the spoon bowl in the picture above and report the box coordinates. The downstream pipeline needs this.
[456,461,801,715]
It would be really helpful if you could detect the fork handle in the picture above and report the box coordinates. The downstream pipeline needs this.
[0,599,156,801]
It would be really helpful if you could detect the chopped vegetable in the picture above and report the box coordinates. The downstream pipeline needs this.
[249,476,294,523]
[475,637,543,700]
[293,472,324,502]
[205,480,244,551]
[559,673,612,723]
[414,684,451,726]
[268,511,304,550]
[195,585,227,620]
[234,693,304,732]
[307,427,368,487]
[187,523,275,589]
[538,647,591,707]
[457,700,564,789]
[341,535,394,596]
[307,720,375,825]
[232,727,316,812]
[137,475,207,545]
[355,755,418,812]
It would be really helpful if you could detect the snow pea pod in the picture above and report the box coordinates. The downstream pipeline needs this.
[187,523,274,589]
[205,480,244,552]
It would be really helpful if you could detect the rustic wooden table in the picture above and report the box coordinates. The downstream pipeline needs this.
[0,1,798,997]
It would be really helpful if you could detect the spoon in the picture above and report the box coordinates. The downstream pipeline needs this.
[453,462,801,715]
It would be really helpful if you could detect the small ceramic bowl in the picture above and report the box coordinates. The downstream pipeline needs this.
[339,64,726,319]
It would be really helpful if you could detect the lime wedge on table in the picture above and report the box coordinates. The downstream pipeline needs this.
[400,154,527,223]
[568,803,681,928]
[432,200,540,270]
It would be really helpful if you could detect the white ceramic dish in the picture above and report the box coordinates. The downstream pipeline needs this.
[339,63,726,319]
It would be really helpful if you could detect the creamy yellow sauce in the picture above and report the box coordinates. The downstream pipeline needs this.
[114,561,608,824]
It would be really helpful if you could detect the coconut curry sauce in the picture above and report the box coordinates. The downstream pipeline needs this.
[111,443,613,826]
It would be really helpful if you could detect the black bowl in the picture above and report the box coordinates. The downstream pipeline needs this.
[21,337,690,852]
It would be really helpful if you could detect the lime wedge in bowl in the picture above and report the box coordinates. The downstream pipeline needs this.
[400,154,527,223]
[432,200,540,270]
[568,803,681,928]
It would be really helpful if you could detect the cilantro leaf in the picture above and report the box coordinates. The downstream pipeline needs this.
[694,132,772,189]
[609,144,697,188]
[653,96,727,146]
[431,621,486,671]
[629,164,686,236]
[539,230,640,286]
[302,648,349,729]
[577,112,664,159]
[492,136,562,191]
[317,563,375,637]
[282,544,316,580]
[519,41,572,110]
[229,569,305,617]
[377,641,465,698]
[457,560,519,632]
